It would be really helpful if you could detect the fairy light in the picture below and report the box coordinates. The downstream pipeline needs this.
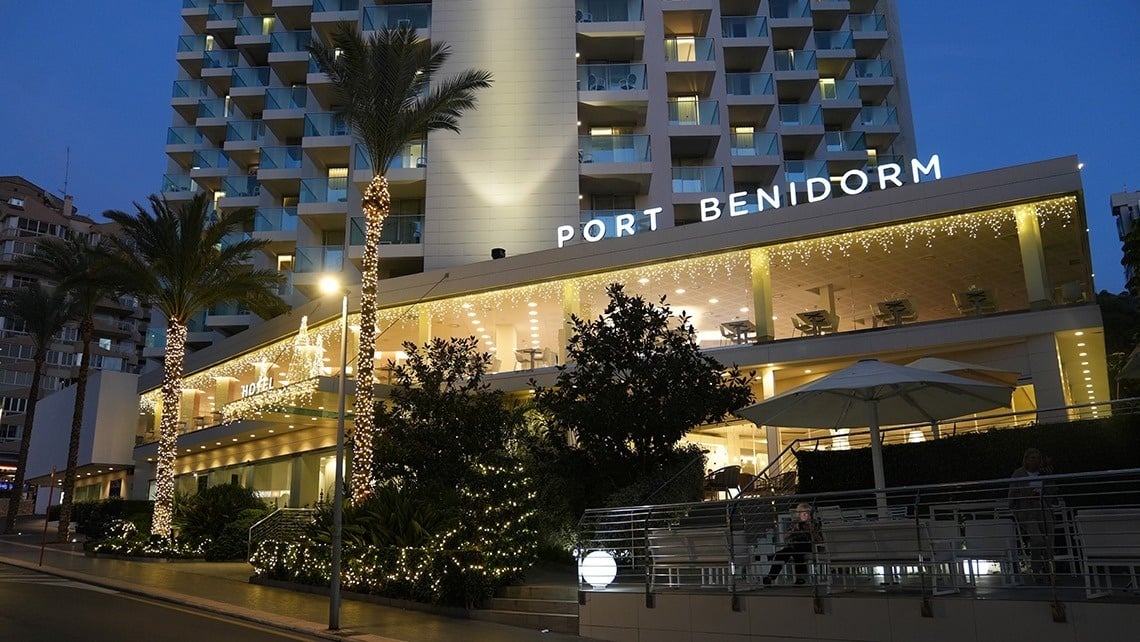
[151,320,187,538]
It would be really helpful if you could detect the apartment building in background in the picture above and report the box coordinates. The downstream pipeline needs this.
[1111,188,1140,292]
[159,0,917,355]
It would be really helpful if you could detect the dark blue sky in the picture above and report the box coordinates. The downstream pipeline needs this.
[1,1,1136,292]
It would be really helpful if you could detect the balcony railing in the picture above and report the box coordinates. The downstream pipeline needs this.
[294,246,345,273]
[254,207,299,232]
[363,4,431,31]
[270,31,311,53]
[191,149,230,170]
[576,0,643,22]
[167,127,203,146]
[850,13,887,32]
[671,167,724,193]
[667,99,719,126]
[814,30,854,50]
[861,105,899,126]
[354,142,426,170]
[177,35,206,53]
[226,120,266,142]
[726,72,774,96]
[579,135,651,163]
[721,16,768,38]
[259,146,303,170]
[854,59,893,78]
[349,214,423,245]
[207,2,244,20]
[300,177,349,204]
[578,63,647,91]
[162,174,200,193]
[220,176,260,198]
[784,159,828,182]
[778,103,823,126]
[172,79,207,98]
[769,0,810,19]
[820,79,859,101]
[231,67,271,88]
[265,87,307,110]
[182,0,210,9]
[730,132,779,157]
[773,49,817,72]
[237,15,275,36]
[304,112,349,137]
[825,131,867,152]
[198,98,236,119]
[664,37,715,62]
[203,49,239,69]
[314,0,359,11]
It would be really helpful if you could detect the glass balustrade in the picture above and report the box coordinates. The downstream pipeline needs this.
[203,49,239,69]
[861,105,898,126]
[265,87,307,110]
[770,0,810,19]
[192,149,230,169]
[853,59,893,78]
[182,0,211,8]
[208,301,251,316]
[578,63,647,91]
[300,177,349,203]
[259,146,302,170]
[237,16,275,36]
[820,79,859,101]
[725,72,774,96]
[304,112,349,137]
[255,208,299,232]
[162,174,197,193]
[270,31,311,53]
[363,4,431,31]
[721,16,768,38]
[664,37,715,62]
[575,0,642,21]
[197,98,235,119]
[314,0,359,11]
[578,135,651,163]
[784,160,829,182]
[186,311,209,334]
[167,127,203,145]
[667,99,719,126]
[208,2,244,20]
[671,167,724,193]
[172,79,207,98]
[221,176,260,198]
[231,67,270,88]
[349,214,424,245]
[219,231,253,249]
[814,30,854,50]
[850,13,887,32]
[730,131,779,156]
[354,142,426,169]
[226,120,266,142]
[773,50,817,71]
[294,246,344,273]
[779,103,823,126]
[578,210,655,238]
[177,35,206,52]
[825,131,867,152]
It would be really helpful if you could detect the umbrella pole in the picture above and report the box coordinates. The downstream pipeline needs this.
[869,402,888,515]
[930,419,940,440]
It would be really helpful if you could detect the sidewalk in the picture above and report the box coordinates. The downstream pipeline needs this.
[0,518,591,642]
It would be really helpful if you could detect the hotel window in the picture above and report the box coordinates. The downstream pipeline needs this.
[819,78,837,100]
[667,37,697,62]
[277,254,294,271]
[327,167,348,202]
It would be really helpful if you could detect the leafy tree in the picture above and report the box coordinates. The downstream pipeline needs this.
[1097,290,1140,398]
[104,193,288,538]
[18,235,130,542]
[310,25,492,501]
[1121,226,1140,295]
[0,285,81,533]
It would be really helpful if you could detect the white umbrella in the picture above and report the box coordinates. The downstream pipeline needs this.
[734,359,1014,500]
[906,357,1021,438]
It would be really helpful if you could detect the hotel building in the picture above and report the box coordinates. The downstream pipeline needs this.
[1111,188,1139,292]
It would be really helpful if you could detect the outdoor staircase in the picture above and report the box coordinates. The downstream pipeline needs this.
[471,580,579,634]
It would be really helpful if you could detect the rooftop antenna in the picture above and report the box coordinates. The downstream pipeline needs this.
[62,146,71,196]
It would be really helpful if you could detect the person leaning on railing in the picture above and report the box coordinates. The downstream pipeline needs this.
[1008,447,1057,582]
[763,502,823,585]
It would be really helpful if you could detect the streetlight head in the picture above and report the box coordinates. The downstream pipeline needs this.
[319,275,341,295]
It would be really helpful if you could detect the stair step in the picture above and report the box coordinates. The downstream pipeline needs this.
[497,584,578,601]
[469,609,579,635]
[486,597,579,614]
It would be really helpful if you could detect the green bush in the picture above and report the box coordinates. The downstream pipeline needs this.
[71,499,154,539]
[175,483,269,545]
[204,508,265,561]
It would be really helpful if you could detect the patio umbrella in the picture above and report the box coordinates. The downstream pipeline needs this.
[906,357,1021,438]
[733,359,1014,501]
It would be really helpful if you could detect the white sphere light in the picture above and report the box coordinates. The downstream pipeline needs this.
[579,550,617,588]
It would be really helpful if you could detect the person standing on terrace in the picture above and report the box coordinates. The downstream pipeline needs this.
[1009,447,1057,581]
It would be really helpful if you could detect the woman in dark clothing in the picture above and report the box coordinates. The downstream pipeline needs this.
[764,502,821,585]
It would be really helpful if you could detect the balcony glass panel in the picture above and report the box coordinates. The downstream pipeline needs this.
[773,49,817,71]
[203,49,239,69]
[162,174,198,193]
[187,310,208,333]
[177,35,206,52]
[173,79,207,98]
[664,37,715,62]
[820,79,859,101]
[226,120,266,142]
[304,113,349,137]
[354,142,426,170]
[231,67,270,88]
[363,4,431,31]
[578,210,654,238]
[725,72,774,96]
[300,178,348,203]
[853,59,893,78]
[721,16,768,38]
[255,207,299,232]
[825,131,867,152]
[784,160,828,182]
[167,127,203,145]
[192,149,231,169]
[294,247,344,273]
[778,103,823,126]
[221,176,260,198]
[265,87,307,110]
[314,0,359,11]
[198,98,237,118]
[849,13,887,32]
[208,301,251,316]
[578,135,651,163]
[259,146,303,170]
[207,2,244,20]
[237,16,275,36]
[769,0,810,19]
[349,214,423,245]
[578,63,647,91]
[730,131,779,156]
[814,30,854,50]
[219,232,253,250]
[671,167,724,193]
[182,0,211,8]
[667,99,719,126]
[576,0,642,22]
[861,105,898,126]
[270,31,312,53]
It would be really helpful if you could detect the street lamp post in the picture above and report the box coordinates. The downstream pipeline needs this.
[320,276,349,631]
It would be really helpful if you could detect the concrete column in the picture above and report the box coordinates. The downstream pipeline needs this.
[560,281,581,363]
[418,310,432,344]
[1025,333,1067,422]
[749,248,775,341]
[1015,205,1052,309]
[759,368,781,470]
[496,323,518,370]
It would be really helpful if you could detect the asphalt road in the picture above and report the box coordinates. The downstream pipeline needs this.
[0,563,325,642]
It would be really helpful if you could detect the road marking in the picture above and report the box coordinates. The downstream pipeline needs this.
[0,569,121,594]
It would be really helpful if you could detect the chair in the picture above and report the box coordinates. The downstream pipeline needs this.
[791,316,814,336]
[619,73,638,90]
[703,465,741,500]
[587,74,605,91]
[961,518,1020,585]
[576,10,592,23]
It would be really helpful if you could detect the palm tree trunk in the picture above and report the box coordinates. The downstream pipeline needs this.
[57,317,94,543]
[152,320,187,538]
[3,356,45,534]
[350,174,389,502]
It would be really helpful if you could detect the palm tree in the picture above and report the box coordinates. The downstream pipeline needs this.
[18,235,130,542]
[105,193,288,538]
[0,285,80,534]
[310,24,491,500]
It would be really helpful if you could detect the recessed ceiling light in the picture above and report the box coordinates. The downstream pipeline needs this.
[1077,342,1086,347]
[268,429,274,433]
[200,445,206,449]
[531,333,539,338]
[740,307,749,313]
[481,334,490,339]
[232,438,239,442]
[215,442,221,446]
[476,327,485,332]
[528,302,537,307]
[531,340,540,346]
[708,298,719,304]
[1075,331,1084,336]
[528,310,538,316]
[675,288,685,294]
[467,312,476,317]
[638,278,649,285]
[1079,352,1087,357]
[471,319,480,324]
[805,369,812,374]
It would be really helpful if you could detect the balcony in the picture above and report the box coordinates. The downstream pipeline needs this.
[664,37,716,95]
[206,301,255,334]
[303,113,351,166]
[353,142,427,187]
[313,0,361,46]
[201,49,238,94]
[299,177,349,218]
[190,149,231,190]
[729,131,781,185]
[165,127,204,166]
[861,105,900,149]
[294,246,344,274]
[824,131,868,172]
[161,174,202,198]
[349,214,423,245]
[576,0,644,25]
[768,0,812,50]
[819,78,861,126]
[362,4,431,32]
[258,146,303,194]
[176,35,206,75]
[264,87,307,140]
[667,99,720,157]
[725,72,775,124]
[181,0,210,31]
[252,207,300,255]
[784,159,828,184]
[230,67,270,114]
[850,12,888,58]
[579,135,651,164]
[259,146,302,170]
[853,58,894,103]
[809,0,850,31]
[671,166,724,195]
[224,120,265,162]
[219,176,261,207]
[580,135,652,193]
[269,31,312,85]
[778,103,824,154]
[720,16,770,70]
[813,30,855,77]
[196,98,237,140]
[171,79,208,122]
